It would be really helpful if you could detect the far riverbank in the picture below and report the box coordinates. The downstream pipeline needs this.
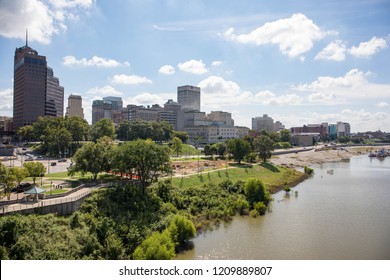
[270,145,390,168]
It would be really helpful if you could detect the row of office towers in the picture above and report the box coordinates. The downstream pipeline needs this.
[92,85,201,130]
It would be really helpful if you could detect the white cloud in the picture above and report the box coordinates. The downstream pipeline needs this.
[315,40,347,61]
[178,59,209,75]
[112,74,153,85]
[129,93,165,105]
[47,0,93,9]
[211,61,222,67]
[224,13,335,58]
[297,69,367,91]
[0,0,93,44]
[307,92,338,104]
[296,69,390,104]
[377,102,389,108]
[255,90,302,105]
[63,55,130,67]
[158,64,175,75]
[349,36,387,58]
[198,76,242,102]
[86,85,123,96]
[0,88,13,114]
[198,76,303,107]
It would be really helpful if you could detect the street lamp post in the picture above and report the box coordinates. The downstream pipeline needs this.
[50,181,53,195]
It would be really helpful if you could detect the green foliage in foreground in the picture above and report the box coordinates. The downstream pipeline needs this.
[0,162,306,260]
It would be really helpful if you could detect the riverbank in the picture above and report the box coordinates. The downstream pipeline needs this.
[270,145,390,168]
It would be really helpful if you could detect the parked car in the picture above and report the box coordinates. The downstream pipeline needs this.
[50,162,57,166]
[12,182,32,193]
[25,157,33,161]
[58,158,67,162]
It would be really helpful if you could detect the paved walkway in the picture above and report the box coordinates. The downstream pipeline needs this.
[0,185,101,215]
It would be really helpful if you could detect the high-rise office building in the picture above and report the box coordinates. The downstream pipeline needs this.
[92,96,123,124]
[13,36,64,130]
[66,94,84,119]
[103,96,123,111]
[177,85,201,112]
[252,114,275,132]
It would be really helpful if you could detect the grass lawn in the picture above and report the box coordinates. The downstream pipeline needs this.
[45,189,68,195]
[169,163,307,193]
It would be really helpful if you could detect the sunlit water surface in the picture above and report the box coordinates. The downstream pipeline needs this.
[176,155,390,260]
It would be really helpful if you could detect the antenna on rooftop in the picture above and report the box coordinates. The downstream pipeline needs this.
[26,28,28,46]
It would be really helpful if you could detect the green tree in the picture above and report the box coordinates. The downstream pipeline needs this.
[212,142,227,158]
[168,215,196,246]
[69,139,113,180]
[132,230,175,260]
[104,233,124,260]
[44,126,72,157]
[0,163,16,200]
[171,137,183,157]
[17,125,34,142]
[254,135,275,163]
[338,136,350,143]
[244,178,270,208]
[65,116,90,144]
[116,120,132,141]
[23,162,46,184]
[280,129,291,143]
[172,131,189,143]
[227,138,251,164]
[269,132,280,143]
[9,167,29,187]
[111,139,171,193]
[91,118,115,141]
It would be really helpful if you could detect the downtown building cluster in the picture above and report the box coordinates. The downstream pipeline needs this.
[92,85,249,144]
[2,41,363,146]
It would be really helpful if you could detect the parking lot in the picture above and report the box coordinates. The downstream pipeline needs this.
[1,153,71,174]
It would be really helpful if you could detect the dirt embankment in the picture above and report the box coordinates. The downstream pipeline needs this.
[270,146,389,168]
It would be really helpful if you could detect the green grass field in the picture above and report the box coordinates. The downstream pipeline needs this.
[170,163,307,193]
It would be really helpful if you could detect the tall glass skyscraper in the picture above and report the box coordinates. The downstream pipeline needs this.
[13,37,64,130]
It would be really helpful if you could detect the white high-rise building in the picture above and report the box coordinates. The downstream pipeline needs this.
[66,94,84,119]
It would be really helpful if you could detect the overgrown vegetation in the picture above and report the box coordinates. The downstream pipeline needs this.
[0,160,306,260]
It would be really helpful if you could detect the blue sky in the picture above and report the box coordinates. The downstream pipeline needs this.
[1,0,389,132]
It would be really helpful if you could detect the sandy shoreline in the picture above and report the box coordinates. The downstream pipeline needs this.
[270,145,390,168]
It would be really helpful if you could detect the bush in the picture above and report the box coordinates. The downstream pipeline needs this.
[168,215,196,246]
[132,230,175,260]
[253,201,267,215]
[244,178,270,208]
[304,165,314,175]
[235,198,249,215]
[244,152,257,163]
[249,209,259,218]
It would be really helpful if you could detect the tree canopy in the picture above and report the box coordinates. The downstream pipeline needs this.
[91,118,116,142]
[254,135,275,163]
[116,120,173,142]
[227,138,251,164]
[69,137,113,180]
[23,162,46,184]
[111,139,171,192]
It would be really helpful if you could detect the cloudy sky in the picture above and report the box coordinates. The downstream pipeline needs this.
[0,0,389,132]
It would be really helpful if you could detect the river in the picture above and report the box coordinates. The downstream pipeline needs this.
[175,155,390,260]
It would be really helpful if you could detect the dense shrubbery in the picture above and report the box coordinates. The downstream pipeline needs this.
[0,175,273,260]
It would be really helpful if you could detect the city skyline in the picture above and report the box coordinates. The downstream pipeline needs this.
[0,0,389,132]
